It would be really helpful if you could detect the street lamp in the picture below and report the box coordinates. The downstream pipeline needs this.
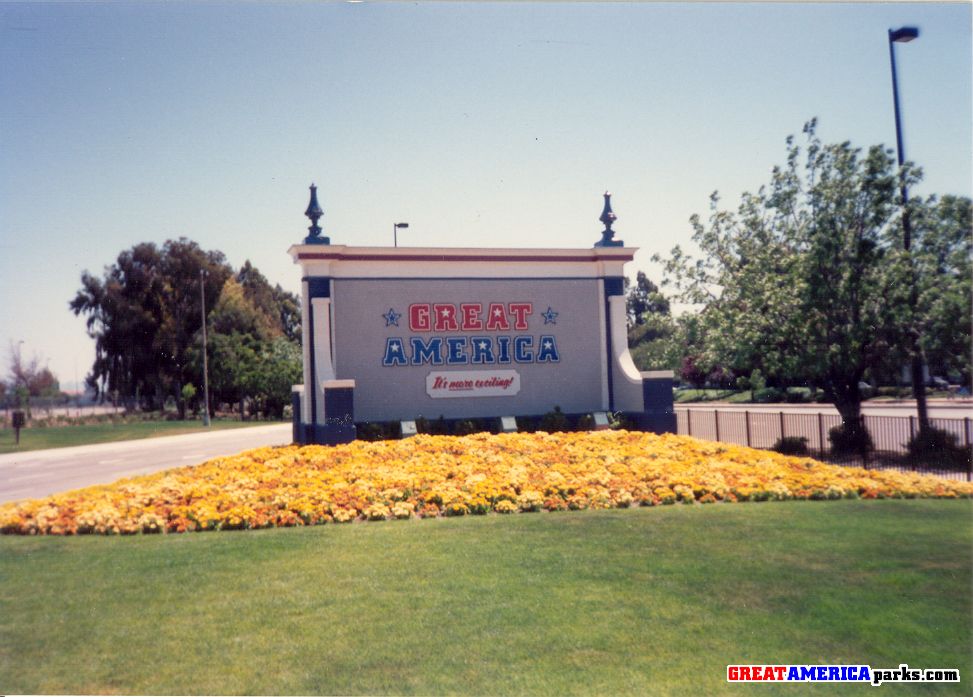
[393,222,409,247]
[199,269,211,427]
[888,25,919,225]
[887,25,928,430]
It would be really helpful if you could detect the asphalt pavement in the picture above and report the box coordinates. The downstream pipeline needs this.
[676,400,972,419]
[0,423,291,504]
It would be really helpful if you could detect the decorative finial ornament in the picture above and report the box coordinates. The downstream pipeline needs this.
[595,190,623,247]
[304,183,330,245]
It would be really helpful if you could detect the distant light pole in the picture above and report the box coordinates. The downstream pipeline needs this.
[199,269,211,427]
[887,25,927,431]
[888,25,919,239]
[393,222,409,247]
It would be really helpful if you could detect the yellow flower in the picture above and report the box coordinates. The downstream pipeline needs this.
[0,431,969,536]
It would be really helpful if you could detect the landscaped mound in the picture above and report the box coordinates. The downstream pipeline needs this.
[2,431,970,535]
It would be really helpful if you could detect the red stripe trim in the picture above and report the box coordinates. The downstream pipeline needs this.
[296,252,635,262]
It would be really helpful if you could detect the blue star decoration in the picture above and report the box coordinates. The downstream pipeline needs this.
[382,308,402,327]
[541,306,559,325]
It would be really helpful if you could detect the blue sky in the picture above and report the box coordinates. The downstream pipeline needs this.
[1,2,970,390]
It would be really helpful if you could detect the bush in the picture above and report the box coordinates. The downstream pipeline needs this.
[772,436,810,456]
[784,389,807,404]
[356,422,401,441]
[752,387,785,403]
[829,421,873,458]
[453,419,481,436]
[907,427,972,471]
[416,415,449,435]
[538,406,570,433]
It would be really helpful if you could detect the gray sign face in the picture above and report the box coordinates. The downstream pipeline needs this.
[332,278,603,422]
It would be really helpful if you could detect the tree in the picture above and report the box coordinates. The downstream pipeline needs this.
[658,120,911,455]
[6,343,61,415]
[71,239,232,415]
[7,342,60,397]
[237,260,302,342]
[156,239,234,419]
[197,274,301,418]
[70,243,167,409]
[250,337,303,419]
[890,195,972,387]
[210,278,277,340]
[625,271,670,328]
[73,242,304,421]
[204,331,261,418]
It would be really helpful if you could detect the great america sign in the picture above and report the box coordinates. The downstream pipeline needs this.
[289,187,675,444]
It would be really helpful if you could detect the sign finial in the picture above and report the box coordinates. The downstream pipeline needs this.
[304,183,330,245]
[595,190,623,247]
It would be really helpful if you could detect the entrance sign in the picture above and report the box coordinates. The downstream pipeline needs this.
[288,187,676,444]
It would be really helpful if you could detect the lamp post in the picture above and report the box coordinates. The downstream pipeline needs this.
[887,25,928,432]
[199,269,211,427]
[393,222,409,247]
[888,26,918,238]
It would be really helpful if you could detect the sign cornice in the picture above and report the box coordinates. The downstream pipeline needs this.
[288,245,637,264]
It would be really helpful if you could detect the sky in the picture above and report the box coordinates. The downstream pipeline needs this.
[1,1,970,391]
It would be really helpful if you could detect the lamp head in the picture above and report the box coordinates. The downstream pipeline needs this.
[395,222,409,229]
[889,27,919,43]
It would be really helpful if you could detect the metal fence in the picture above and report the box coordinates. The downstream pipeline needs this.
[677,408,973,480]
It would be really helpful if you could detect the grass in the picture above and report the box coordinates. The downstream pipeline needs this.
[0,418,275,454]
[674,388,740,403]
[1,499,969,695]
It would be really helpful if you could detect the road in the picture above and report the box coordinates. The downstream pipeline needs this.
[676,401,973,419]
[0,423,291,504]
[676,401,972,455]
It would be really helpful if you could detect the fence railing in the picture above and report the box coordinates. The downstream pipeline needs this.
[677,408,973,481]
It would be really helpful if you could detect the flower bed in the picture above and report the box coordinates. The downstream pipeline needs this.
[2,431,970,535]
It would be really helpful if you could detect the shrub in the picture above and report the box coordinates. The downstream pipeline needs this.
[773,436,810,456]
[829,421,873,458]
[453,419,481,436]
[356,422,388,441]
[747,369,766,393]
[416,416,449,435]
[539,406,570,433]
[752,387,785,403]
[907,428,972,471]
[784,389,807,404]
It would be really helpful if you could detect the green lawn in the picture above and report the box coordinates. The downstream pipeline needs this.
[674,388,749,403]
[1,500,969,695]
[0,419,276,454]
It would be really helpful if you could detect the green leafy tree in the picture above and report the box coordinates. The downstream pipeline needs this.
[203,331,262,418]
[156,240,233,419]
[70,243,166,409]
[195,273,302,419]
[250,337,303,419]
[625,271,670,328]
[210,278,277,341]
[237,260,302,342]
[71,239,232,416]
[658,121,906,455]
[887,195,972,388]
